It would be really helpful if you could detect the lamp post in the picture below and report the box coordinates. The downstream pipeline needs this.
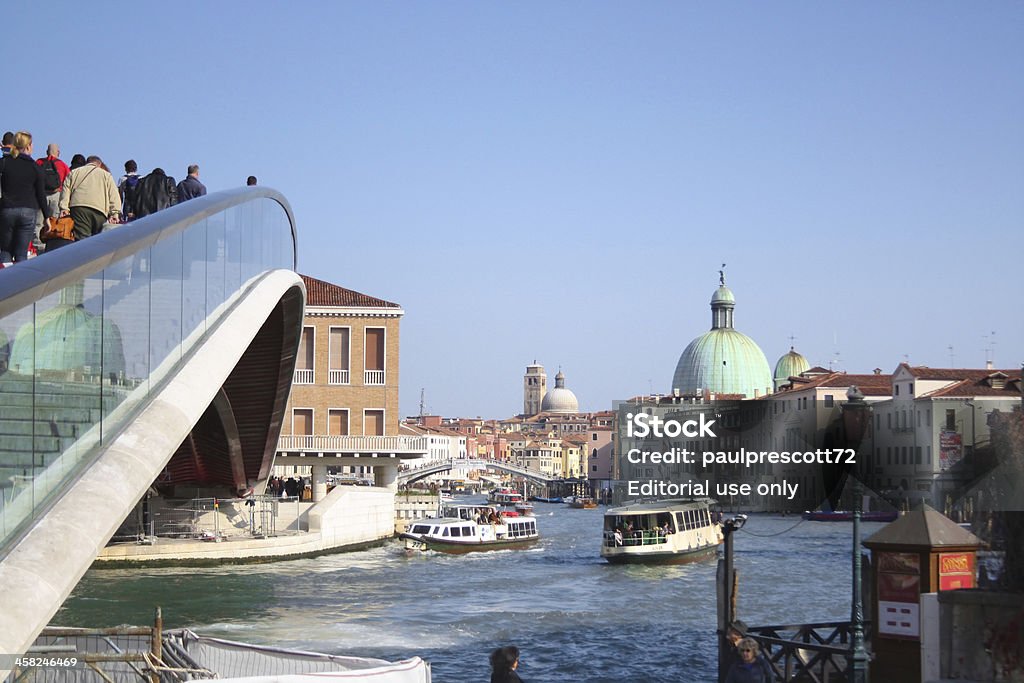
[717,514,747,682]
[849,479,869,683]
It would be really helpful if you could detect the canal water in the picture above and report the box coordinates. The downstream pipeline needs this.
[56,503,885,682]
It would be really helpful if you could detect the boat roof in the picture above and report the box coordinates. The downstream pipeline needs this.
[606,498,718,514]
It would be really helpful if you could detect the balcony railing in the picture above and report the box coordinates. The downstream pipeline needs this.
[293,368,314,384]
[364,369,385,385]
[278,434,427,454]
[329,369,350,385]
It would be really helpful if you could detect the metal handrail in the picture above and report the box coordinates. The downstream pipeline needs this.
[0,187,297,318]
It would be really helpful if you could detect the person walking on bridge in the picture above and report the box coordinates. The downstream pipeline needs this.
[177,164,206,202]
[34,143,70,253]
[53,155,121,251]
[0,132,50,263]
[133,167,178,218]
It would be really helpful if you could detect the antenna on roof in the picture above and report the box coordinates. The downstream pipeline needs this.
[983,331,997,366]
[948,345,955,367]
[419,388,425,417]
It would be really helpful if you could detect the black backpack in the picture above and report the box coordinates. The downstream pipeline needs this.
[42,159,62,193]
[121,174,141,215]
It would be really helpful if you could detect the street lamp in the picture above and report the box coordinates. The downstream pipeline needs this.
[718,514,747,682]
[849,479,869,683]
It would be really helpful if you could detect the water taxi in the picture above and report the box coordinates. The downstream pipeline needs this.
[600,498,723,564]
[488,487,525,505]
[570,496,598,509]
[400,504,539,553]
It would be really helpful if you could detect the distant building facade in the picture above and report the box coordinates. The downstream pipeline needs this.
[275,275,426,499]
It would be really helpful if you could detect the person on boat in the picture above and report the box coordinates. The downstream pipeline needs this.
[662,521,672,535]
[488,511,502,524]
[489,645,524,683]
[725,637,773,683]
[613,528,623,546]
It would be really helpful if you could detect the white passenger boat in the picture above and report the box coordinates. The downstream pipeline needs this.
[600,498,723,564]
[487,487,525,505]
[400,504,539,553]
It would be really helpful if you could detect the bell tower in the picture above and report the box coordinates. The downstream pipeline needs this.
[523,362,547,416]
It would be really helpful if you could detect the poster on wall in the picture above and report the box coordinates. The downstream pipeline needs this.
[939,552,975,591]
[940,430,963,470]
[877,552,921,639]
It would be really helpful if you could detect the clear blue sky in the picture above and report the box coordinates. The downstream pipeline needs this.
[15,3,1023,417]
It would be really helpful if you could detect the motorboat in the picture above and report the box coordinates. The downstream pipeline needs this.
[487,487,524,505]
[601,498,723,564]
[400,504,539,553]
[802,509,898,522]
[569,496,598,509]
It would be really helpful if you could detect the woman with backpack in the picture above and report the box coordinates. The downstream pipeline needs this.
[0,131,51,264]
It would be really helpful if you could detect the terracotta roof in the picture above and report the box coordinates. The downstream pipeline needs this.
[777,372,892,396]
[301,274,401,309]
[921,372,1022,398]
[900,364,1018,381]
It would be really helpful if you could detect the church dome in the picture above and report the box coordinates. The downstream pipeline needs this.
[774,346,810,389]
[541,370,579,413]
[671,276,772,398]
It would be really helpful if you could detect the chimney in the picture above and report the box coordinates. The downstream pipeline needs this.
[986,359,994,370]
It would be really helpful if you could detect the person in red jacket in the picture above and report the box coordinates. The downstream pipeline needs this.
[34,143,70,254]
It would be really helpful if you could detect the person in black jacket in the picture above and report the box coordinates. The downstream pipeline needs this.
[490,646,524,683]
[0,131,51,263]
[133,167,178,219]
[177,164,207,201]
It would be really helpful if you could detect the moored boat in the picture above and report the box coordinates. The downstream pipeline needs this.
[601,498,723,564]
[400,504,539,553]
[802,509,898,522]
[488,487,525,505]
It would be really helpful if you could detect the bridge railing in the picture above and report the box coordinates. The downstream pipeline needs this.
[277,434,428,454]
[744,621,865,683]
[0,188,296,558]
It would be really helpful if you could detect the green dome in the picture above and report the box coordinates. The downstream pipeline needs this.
[710,285,735,305]
[672,329,772,398]
[774,346,810,389]
[8,285,125,377]
[671,277,771,398]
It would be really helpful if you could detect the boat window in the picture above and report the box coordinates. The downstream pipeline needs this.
[463,526,473,535]
[442,527,450,536]
[450,527,461,537]
[411,525,430,534]
[432,527,440,535]
[675,512,685,529]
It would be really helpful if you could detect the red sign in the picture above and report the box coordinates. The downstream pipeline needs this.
[939,552,975,591]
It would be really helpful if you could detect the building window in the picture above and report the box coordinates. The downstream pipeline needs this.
[292,408,314,438]
[364,328,385,385]
[329,327,350,384]
[895,385,899,396]
[915,447,922,465]
[824,395,834,407]
[294,327,314,384]
[364,409,385,436]
[328,409,349,436]
[946,409,956,431]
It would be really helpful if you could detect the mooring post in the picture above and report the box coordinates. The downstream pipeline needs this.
[150,606,163,683]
